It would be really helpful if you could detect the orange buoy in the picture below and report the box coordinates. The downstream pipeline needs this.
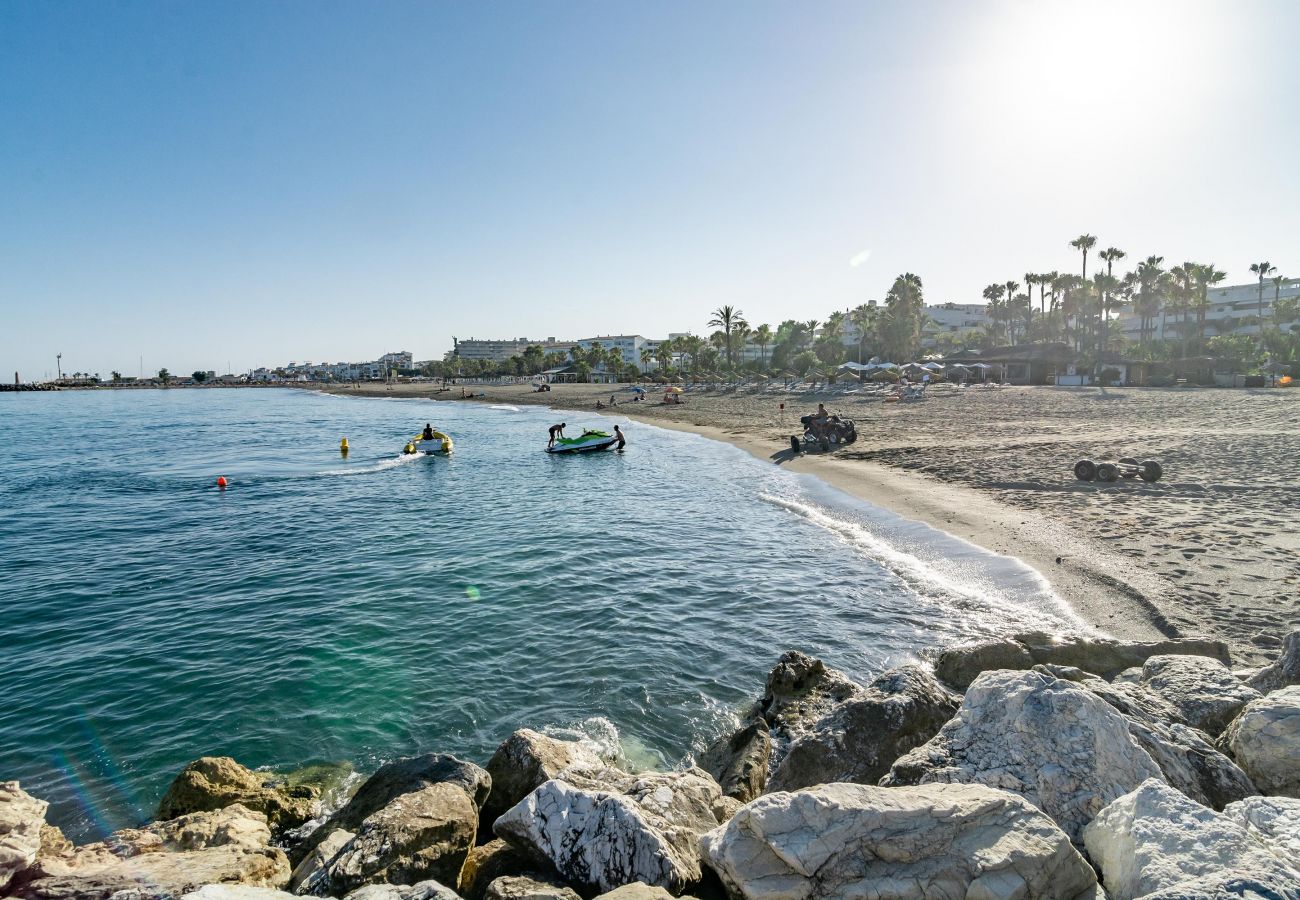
[216,476,228,488]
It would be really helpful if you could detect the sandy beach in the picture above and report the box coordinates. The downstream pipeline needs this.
[316,380,1299,666]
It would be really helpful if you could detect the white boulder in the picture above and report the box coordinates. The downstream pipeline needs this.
[699,782,1096,899]
[0,781,47,891]
[482,729,604,829]
[1224,795,1300,858]
[1248,630,1300,694]
[342,881,462,900]
[494,767,727,895]
[1081,778,1300,900]
[1140,655,1262,737]
[883,670,1163,840]
[1218,687,1300,797]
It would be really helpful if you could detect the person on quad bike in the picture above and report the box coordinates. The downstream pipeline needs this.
[809,403,832,438]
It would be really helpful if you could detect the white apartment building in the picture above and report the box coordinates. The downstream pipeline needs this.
[378,351,413,371]
[575,335,651,369]
[920,303,992,348]
[451,338,544,363]
[1115,279,1300,342]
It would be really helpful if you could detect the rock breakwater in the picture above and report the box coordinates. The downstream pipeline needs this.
[4,630,1300,899]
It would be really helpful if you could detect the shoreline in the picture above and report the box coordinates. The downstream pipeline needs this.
[308,382,1174,645]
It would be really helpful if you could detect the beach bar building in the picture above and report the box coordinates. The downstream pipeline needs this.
[976,343,1073,385]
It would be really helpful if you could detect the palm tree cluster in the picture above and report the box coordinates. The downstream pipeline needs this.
[973,234,1292,372]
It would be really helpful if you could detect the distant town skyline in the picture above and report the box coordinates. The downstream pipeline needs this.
[3,0,1298,379]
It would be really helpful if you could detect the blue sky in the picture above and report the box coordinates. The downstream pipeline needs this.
[2,0,1297,378]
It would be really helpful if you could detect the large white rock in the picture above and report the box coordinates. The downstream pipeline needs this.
[494,767,727,895]
[1224,795,1300,858]
[1081,778,1300,900]
[182,888,302,900]
[1083,680,1257,809]
[1140,655,1262,737]
[341,881,462,900]
[1219,687,1300,797]
[15,804,291,900]
[1248,630,1300,694]
[0,781,47,891]
[883,670,1163,840]
[482,729,604,829]
[699,782,1096,899]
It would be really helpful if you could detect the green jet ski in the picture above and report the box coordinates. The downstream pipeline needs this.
[546,429,618,454]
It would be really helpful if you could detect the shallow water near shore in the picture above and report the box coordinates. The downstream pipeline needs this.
[0,388,1080,840]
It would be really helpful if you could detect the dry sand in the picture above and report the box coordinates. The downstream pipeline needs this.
[317,380,1300,666]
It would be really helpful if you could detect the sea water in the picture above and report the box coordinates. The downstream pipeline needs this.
[0,388,1080,839]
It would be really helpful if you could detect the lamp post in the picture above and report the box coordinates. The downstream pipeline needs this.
[56,353,62,381]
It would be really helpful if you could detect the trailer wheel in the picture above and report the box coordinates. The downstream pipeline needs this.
[1118,456,1137,466]
[1097,463,1119,482]
[1139,460,1163,482]
[1074,459,1097,481]
[790,436,801,454]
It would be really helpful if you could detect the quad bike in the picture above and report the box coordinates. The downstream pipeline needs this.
[1074,456,1163,483]
[790,415,857,453]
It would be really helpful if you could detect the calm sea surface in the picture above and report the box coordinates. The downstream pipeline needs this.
[0,388,1080,839]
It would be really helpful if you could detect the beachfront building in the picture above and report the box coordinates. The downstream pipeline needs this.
[451,338,546,364]
[378,351,413,371]
[920,303,992,348]
[574,335,652,371]
[1115,279,1300,343]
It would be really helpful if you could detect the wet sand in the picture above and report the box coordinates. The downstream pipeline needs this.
[315,380,1300,666]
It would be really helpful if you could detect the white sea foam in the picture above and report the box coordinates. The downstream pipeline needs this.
[316,453,421,477]
[759,488,1091,633]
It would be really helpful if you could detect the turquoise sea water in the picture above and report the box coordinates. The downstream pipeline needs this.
[0,388,1081,840]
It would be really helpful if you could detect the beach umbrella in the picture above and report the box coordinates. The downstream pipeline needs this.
[666,386,684,393]
[921,361,944,371]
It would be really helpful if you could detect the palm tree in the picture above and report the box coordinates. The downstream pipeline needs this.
[1136,256,1165,346]
[1272,274,1288,320]
[1071,236,1097,335]
[848,305,877,363]
[1096,247,1126,364]
[752,324,773,369]
[707,305,747,370]
[640,348,654,374]
[1036,273,1053,327]
[1250,261,1276,339]
[1193,263,1226,350]
[1024,273,1039,327]
[1003,280,1020,342]
[1169,264,1196,358]
[983,283,1007,343]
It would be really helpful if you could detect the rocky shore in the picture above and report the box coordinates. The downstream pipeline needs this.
[4,631,1299,900]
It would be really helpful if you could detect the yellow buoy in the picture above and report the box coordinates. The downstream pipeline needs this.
[340,437,349,454]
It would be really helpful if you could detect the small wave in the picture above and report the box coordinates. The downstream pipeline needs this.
[489,405,521,412]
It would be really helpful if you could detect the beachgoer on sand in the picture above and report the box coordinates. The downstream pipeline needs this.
[548,422,566,448]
